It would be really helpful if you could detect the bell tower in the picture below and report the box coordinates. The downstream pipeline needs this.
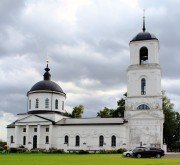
[125,15,164,149]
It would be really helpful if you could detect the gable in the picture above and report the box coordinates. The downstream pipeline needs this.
[16,115,53,124]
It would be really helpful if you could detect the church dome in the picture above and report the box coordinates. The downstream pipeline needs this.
[30,80,64,93]
[28,64,65,94]
[130,31,158,42]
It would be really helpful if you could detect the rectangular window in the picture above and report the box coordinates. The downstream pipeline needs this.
[99,136,104,147]
[11,136,14,143]
[75,136,80,146]
[45,98,49,108]
[62,101,64,110]
[29,100,31,109]
[34,128,37,132]
[46,128,49,132]
[35,98,39,108]
[46,136,49,144]
[23,128,26,132]
[111,136,116,147]
[64,135,69,145]
[23,136,26,145]
[55,99,58,109]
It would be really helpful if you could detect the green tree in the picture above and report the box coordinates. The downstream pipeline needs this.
[163,94,178,150]
[97,107,114,118]
[71,104,84,118]
[97,93,126,118]
[113,93,126,117]
[64,104,84,118]
[174,112,180,143]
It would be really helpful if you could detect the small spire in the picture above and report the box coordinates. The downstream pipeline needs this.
[46,52,49,68]
[44,54,51,80]
[142,9,146,32]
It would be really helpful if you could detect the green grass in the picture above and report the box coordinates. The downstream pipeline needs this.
[0,154,180,165]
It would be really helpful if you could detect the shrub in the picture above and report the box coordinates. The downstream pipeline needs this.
[10,147,27,153]
[10,147,18,153]
[117,148,127,153]
[49,148,65,154]
[0,141,7,147]
[98,150,118,154]
[29,148,46,153]
[98,150,106,154]
[17,148,27,153]
[0,146,4,152]
[78,150,89,154]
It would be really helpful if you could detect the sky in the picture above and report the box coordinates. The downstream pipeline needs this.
[1,0,180,141]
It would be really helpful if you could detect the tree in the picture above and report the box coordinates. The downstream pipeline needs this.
[97,93,126,118]
[163,94,178,150]
[174,112,180,143]
[64,104,84,118]
[71,104,84,118]
[97,107,114,118]
[113,93,126,117]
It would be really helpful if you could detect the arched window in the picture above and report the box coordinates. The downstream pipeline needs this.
[137,104,150,110]
[140,47,148,64]
[111,135,116,147]
[141,78,146,95]
[55,99,58,109]
[45,98,49,108]
[35,98,39,108]
[10,136,13,143]
[64,135,69,145]
[46,136,49,144]
[99,135,104,147]
[62,101,64,110]
[29,100,31,109]
[23,136,26,145]
[75,135,80,146]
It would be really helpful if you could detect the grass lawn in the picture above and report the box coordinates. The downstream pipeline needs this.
[0,154,180,165]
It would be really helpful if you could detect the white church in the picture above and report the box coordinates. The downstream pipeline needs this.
[7,21,165,152]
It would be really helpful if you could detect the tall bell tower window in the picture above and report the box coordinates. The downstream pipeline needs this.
[140,47,148,64]
[141,78,146,95]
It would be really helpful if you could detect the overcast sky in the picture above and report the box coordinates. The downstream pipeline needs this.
[1,0,180,141]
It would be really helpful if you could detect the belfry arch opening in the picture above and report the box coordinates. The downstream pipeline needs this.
[140,47,148,64]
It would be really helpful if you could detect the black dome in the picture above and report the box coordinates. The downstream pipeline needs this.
[28,64,65,94]
[30,80,64,93]
[131,31,158,42]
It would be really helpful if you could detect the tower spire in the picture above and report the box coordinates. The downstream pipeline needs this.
[46,52,49,68]
[142,9,146,32]
[44,54,51,80]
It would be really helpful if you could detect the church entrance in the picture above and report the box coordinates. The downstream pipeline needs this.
[33,135,37,149]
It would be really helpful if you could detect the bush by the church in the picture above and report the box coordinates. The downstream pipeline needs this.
[117,148,127,153]
[10,147,27,153]
[78,150,89,154]
[98,150,118,154]
[0,146,4,152]
[49,148,65,153]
